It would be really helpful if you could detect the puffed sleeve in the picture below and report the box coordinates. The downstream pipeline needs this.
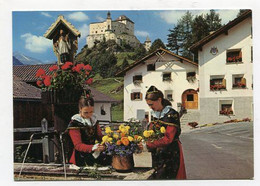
[69,129,93,153]
[146,125,177,149]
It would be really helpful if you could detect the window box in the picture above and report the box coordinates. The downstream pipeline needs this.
[219,102,234,116]
[226,49,242,63]
[187,72,196,82]
[210,78,226,91]
[163,73,171,81]
[133,75,142,85]
[232,77,246,89]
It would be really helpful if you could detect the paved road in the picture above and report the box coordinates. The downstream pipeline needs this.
[180,122,253,179]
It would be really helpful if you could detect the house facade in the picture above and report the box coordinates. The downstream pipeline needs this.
[190,10,253,124]
[116,48,198,121]
[87,12,141,48]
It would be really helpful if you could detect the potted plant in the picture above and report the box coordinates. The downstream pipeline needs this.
[36,62,94,104]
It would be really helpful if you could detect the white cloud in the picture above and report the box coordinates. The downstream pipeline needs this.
[135,30,150,37]
[79,24,89,40]
[41,12,52,18]
[21,33,52,53]
[157,10,187,25]
[96,15,105,22]
[68,12,89,22]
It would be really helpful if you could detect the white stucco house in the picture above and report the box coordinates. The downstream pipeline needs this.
[116,48,199,121]
[190,10,253,124]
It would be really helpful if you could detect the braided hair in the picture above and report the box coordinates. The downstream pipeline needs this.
[78,89,94,110]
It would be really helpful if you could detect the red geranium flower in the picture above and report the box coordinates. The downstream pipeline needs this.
[36,68,46,77]
[36,80,43,87]
[43,75,52,86]
[85,64,92,71]
[61,62,73,70]
[86,78,93,85]
[49,65,59,72]
[73,63,85,73]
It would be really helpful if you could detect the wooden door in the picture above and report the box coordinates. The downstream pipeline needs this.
[182,89,198,109]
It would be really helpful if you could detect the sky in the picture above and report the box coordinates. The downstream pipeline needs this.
[12,9,241,63]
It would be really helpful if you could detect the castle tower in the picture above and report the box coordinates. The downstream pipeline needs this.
[106,11,112,31]
[144,36,151,51]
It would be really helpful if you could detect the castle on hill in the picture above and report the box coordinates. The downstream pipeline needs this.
[86,12,151,50]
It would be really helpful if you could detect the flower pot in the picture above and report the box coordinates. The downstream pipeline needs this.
[111,155,134,172]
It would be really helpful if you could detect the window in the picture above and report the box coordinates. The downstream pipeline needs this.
[210,76,226,91]
[232,75,246,89]
[131,92,143,101]
[147,64,155,71]
[187,72,196,82]
[163,73,171,81]
[165,90,173,101]
[226,49,242,63]
[133,75,142,84]
[187,94,194,101]
[219,100,234,115]
[101,105,106,115]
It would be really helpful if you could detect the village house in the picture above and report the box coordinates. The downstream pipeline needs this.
[190,10,253,124]
[87,12,151,50]
[116,48,199,122]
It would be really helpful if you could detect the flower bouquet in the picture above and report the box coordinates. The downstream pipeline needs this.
[36,62,94,104]
[102,124,143,171]
[142,124,166,142]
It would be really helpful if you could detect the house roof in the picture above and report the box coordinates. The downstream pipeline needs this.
[116,15,134,24]
[189,10,252,52]
[13,64,118,103]
[44,15,81,39]
[115,47,198,76]
[13,75,41,100]
[13,64,55,83]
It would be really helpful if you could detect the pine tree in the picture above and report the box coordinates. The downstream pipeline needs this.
[149,38,166,53]
[205,10,222,33]
[167,24,181,55]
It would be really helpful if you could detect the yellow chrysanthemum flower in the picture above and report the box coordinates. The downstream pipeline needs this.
[128,136,134,142]
[160,126,166,133]
[113,134,119,139]
[105,126,112,134]
[148,130,154,135]
[95,140,99,144]
[108,137,113,143]
[121,128,127,134]
[119,124,125,131]
[125,126,130,130]
[102,135,109,142]
[137,136,143,141]
[143,130,150,138]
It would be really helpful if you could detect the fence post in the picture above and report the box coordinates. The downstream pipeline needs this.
[41,118,49,163]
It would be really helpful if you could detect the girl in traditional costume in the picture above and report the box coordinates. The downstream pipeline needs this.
[67,91,111,167]
[140,86,186,179]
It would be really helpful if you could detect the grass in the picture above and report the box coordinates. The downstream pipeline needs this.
[92,77,124,121]
[115,52,135,66]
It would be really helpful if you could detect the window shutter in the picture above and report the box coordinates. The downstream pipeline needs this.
[241,77,246,85]
[239,50,242,58]
[131,93,134,100]
[140,93,143,100]
[222,79,226,88]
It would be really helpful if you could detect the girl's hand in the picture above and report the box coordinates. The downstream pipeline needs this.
[95,144,105,152]
[138,142,143,150]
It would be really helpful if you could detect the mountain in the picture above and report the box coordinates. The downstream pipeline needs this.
[13,51,43,65]
[13,56,24,66]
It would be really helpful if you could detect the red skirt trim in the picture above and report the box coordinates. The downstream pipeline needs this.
[176,141,187,179]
